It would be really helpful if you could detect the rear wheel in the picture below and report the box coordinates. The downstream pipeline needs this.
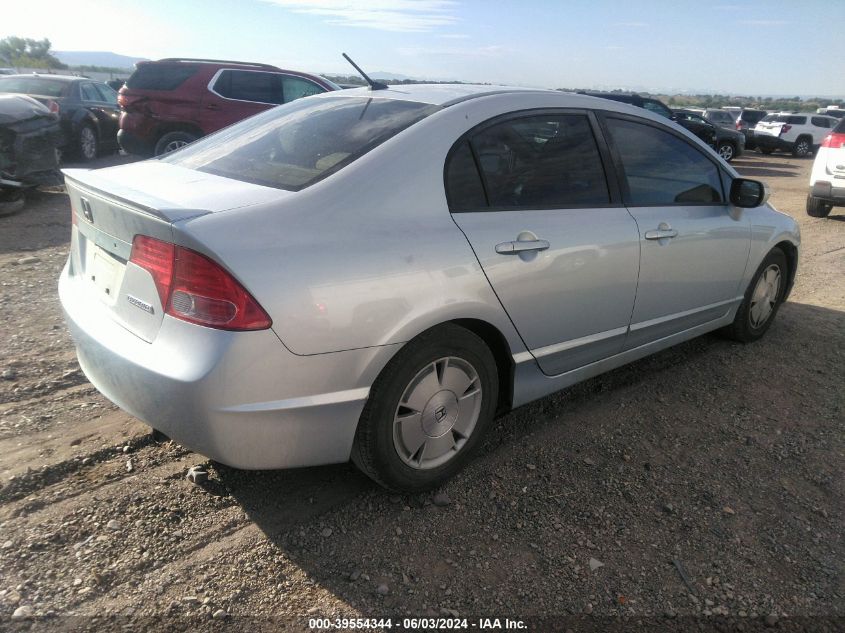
[806,194,832,218]
[792,136,812,158]
[352,324,498,492]
[717,141,736,161]
[154,131,198,156]
[78,124,98,162]
[721,248,787,343]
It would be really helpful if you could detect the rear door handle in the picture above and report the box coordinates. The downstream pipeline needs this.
[495,239,550,254]
[205,103,220,111]
[644,223,678,240]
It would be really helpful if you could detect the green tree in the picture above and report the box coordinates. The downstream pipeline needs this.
[0,36,67,69]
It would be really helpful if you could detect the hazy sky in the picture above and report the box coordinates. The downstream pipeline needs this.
[4,0,844,96]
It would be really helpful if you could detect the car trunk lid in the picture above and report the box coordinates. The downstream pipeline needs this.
[63,162,287,343]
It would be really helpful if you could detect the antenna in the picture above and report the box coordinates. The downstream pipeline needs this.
[342,53,388,91]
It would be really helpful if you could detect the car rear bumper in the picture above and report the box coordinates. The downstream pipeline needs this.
[811,180,845,204]
[117,129,154,157]
[59,261,379,469]
[753,134,792,151]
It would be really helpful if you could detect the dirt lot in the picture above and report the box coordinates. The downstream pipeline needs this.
[0,151,842,630]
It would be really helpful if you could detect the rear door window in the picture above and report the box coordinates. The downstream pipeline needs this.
[80,83,101,102]
[93,83,118,104]
[445,141,487,211]
[282,76,325,102]
[212,70,283,104]
[465,114,610,209]
[126,64,198,90]
[811,117,831,128]
[606,117,723,206]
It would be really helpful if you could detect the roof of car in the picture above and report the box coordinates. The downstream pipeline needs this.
[326,83,554,106]
[0,74,87,83]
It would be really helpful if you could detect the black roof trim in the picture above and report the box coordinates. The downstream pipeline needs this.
[155,58,281,71]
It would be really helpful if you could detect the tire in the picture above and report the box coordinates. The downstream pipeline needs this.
[791,136,812,158]
[758,147,774,155]
[717,142,736,162]
[77,124,98,162]
[806,194,832,218]
[721,248,788,343]
[154,131,198,156]
[0,188,26,216]
[352,324,499,492]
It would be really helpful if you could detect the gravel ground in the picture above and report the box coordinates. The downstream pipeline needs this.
[0,152,842,631]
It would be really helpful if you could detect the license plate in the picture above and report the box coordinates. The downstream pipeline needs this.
[90,250,120,304]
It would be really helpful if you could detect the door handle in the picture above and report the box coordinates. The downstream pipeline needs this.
[205,103,220,111]
[495,239,550,254]
[644,222,678,240]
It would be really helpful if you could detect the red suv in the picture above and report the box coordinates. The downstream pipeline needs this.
[117,58,339,156]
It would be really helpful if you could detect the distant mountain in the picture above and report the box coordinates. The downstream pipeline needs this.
[54,51,148,69]
[369,71,414,81]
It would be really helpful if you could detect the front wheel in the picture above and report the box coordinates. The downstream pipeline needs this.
[721,248,787,343]
[717,142,736,162]
[806,194,832,218]
[352,324,498,492]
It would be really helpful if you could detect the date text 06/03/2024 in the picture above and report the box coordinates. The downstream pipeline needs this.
[308,617,527,630]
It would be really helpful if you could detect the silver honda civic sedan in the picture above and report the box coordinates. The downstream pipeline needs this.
[59,85,799,491]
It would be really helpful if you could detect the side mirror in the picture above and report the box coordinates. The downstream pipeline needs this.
[730,178,769,208]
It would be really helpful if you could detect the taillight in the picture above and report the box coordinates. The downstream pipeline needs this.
[129,235,271,331]
[821,133,845,148]
[779,124,792,136]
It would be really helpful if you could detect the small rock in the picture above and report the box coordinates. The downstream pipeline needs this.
[106,519,121,531]
[321,527,333,538]
[375,584,389,596]
[212,609,227,619]
[81,457,93,466]
[663,503,675,514]
[122,446,131,454]
[11,605,33,620]
[583,603,593,615]
[723,506,736,515]
[1,369,17,381]
[185,466,208,484]
[432,492,451,507]
[182,596,199,604]
[17,256,40,265]
[73,578,82,586]
[388,495,401,504]
[2,540,13,549]
[348,569,361,582]
[764,614,778,628]
[589,557,604,571]
[526,464,536,471]
[125,459,133,473]
[583,457,596,466]
[395,527,403,536]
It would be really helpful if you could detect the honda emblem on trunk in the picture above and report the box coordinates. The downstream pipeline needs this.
[80,198,94,223]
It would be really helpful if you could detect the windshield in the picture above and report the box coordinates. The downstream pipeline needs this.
[162,96,440,191]
[0,77,67,97]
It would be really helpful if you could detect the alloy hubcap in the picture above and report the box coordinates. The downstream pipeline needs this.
[164,140,188,153]
[749,265,781,328]
[80,128,96,159]
[796,141,809,155]
[719,145,733,160]
[393,357,482,470]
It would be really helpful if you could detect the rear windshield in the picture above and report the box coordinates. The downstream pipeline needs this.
[834,119,845,134]
[162,96,440,191]
[126,64,198,90]
[0,77,67,97]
